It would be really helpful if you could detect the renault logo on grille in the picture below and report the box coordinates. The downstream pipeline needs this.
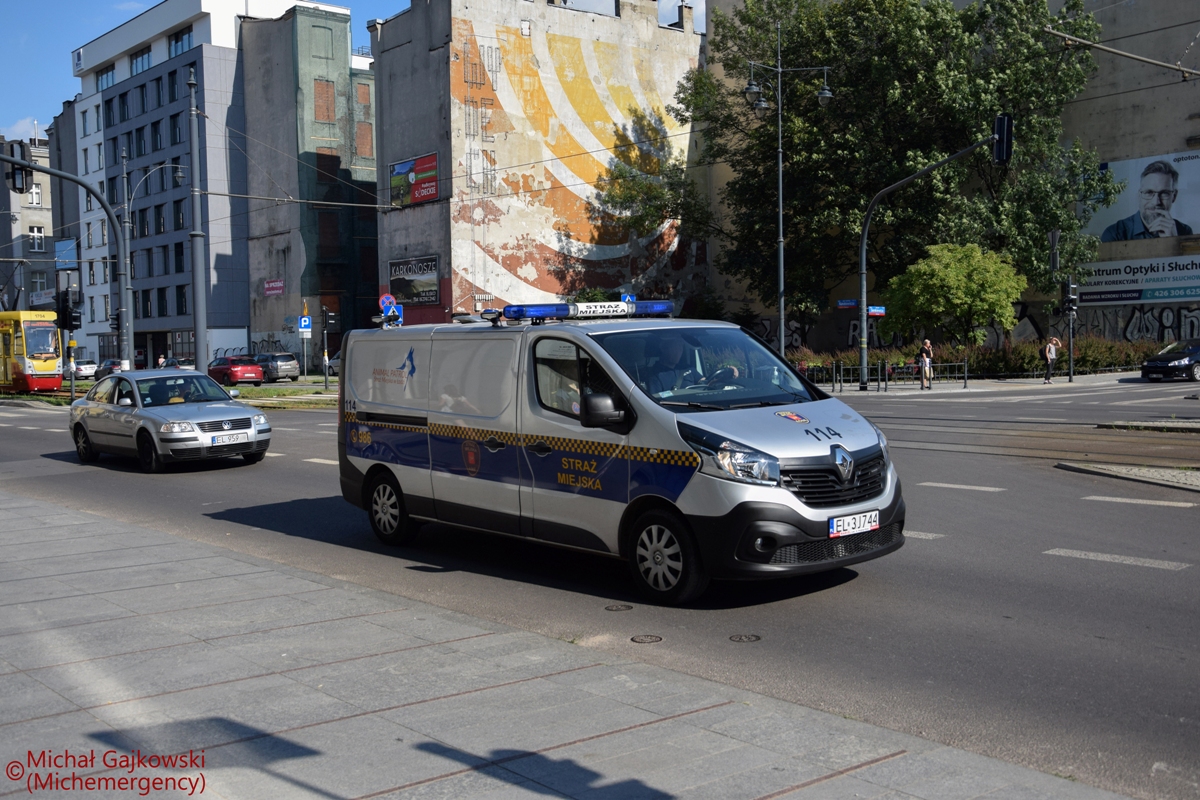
[833,446,854,483]
[221,420,232,431]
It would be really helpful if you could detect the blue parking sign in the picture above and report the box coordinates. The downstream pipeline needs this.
[298,315,312,330]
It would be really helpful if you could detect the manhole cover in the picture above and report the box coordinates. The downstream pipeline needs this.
[606,604,634,612]
[630,635,662,644]
[729,634,761,643]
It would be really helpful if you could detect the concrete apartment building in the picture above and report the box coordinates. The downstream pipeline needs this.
[0,137,56,314]
[369,0,705,324]
[242,5,377,361]
[64,0,348,367]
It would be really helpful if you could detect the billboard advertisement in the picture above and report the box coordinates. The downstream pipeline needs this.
[388,256,440,306]
[389,153,439,208]
[1078,256,1200,306]
[1085,151,1200,242]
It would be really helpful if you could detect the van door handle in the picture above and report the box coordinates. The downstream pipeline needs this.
[482,436,506,452]
[527,441,553,457]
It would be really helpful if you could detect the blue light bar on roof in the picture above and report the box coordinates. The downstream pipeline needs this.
[501,300,674,321]
[503,304,571,320]
[632,300,674,317]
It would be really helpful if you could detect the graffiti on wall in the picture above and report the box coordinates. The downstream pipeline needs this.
[1060,303,1200,343]
[446,8,704,308]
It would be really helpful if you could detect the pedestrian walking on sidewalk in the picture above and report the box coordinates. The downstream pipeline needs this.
[1042,337,1061,383]
[919,339,933,390]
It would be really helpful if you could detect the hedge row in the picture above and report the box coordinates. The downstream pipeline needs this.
[788,336,1164,377]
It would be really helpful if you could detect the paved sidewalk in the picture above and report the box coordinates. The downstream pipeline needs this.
[0,489,1130,800]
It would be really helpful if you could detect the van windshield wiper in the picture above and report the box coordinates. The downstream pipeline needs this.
[659,401,726,410]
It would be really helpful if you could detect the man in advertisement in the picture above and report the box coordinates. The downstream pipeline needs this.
[1101,160,1194,241]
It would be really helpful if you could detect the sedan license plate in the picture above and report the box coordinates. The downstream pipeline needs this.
[212,433,248,445]
[829,510,879,538]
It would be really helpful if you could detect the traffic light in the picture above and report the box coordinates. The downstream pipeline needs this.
[55,292,69,329]
[69,309,83,331]
[992,113,1014,166]
[323,307,337,329]
[109,314,120,332]
[5,141,33,194]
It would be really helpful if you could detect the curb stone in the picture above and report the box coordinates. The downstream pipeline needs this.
[1056,461,1200,494]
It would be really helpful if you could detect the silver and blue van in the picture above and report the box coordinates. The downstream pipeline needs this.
[338,302,904,604]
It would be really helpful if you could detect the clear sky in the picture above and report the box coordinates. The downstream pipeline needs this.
[0,0,704,142]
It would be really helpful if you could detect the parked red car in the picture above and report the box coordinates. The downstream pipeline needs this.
[207,356,263,387]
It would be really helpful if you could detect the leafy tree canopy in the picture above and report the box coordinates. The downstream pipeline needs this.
[879,243,1027,345]
[598,0,1120,330]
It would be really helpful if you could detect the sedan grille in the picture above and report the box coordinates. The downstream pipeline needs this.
[781,453,887,508]
[769,523,901,565]
[197,418,252,433]
[206,440,268,457]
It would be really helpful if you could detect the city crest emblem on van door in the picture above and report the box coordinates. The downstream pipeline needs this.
[832,445,854,483]
[462,439,481,477]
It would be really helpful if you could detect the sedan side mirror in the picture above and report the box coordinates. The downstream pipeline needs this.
[117,397,133,407]
[228,389,240,398]
[580,392,625,429]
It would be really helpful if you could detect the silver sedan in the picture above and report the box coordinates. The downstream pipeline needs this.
[69,369,272,473]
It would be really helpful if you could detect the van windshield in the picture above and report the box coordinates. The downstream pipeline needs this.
[593,327,819,411]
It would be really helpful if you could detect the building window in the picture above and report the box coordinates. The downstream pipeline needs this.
[167,70,178,103]
[135,209,147,239]
[154,205,165,235]
[176,284,188,315]
[155,162,166,192]
[86,193,93,212]
[103,294,110,321]
[28,227,45,252]
[173,200,186,230]
[137,84,148,115]
[135,127,147,157]
[170,114,182,145]
[82,148,90,174]
[160,245,170,276]
[356,83,371,105]
[88,262,95,285]
[119,92,130,122]
[30,271,48,292]
[151,121,162,151]
[97,143,104,169]
[314,79,335,122]
[169,26,194,58]
[130,46,152,76]
[174,241,185,273]
[89,296,96,323]
[153,77,163,108]
[96,65,115,92]
[316,148,339,183]
[312,25,333,59]
[101,219,107,245]
[318,212,339,258]
[104,99,115,128]
[122,132,133,160]
[142,289,152,318]
[157,287,168,317]
[133,291,140,319]
[81,109,89,136]
[356,123,373,158]
[108,181,118,205]
[86,222,93,248]
[95,104,102,132]
[28,183,41,206]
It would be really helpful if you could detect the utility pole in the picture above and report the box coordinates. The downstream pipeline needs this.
[120,150,134,369]
[188,69,208,371]
[1049,229,1076,383]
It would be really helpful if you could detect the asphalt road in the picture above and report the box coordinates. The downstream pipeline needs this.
[1,374,1197,799]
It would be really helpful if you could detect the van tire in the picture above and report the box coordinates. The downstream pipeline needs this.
[367,471,418,546]
[627,508,708,605]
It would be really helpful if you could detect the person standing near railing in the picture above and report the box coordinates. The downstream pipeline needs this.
[919,339,933,390]
[1042,337,1061,384]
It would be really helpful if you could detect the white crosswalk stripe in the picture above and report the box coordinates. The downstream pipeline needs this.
[1045,548,1190,571]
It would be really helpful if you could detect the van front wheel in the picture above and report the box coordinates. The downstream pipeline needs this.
[627,509,708,605]
[368,472,418,546]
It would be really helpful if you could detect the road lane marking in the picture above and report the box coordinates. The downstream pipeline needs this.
[272,427,302,431]
[264,452,286,457]
[918,482,1006,492]
[0,412,26,418]
[317,423,338,426]
[1082,496,1195,508]
[304,458,339,465]
[0,424,10,427]
[1044,548,1190,571]
[1015,417,1068,422]
[904,531,945,539]
[18,426,40,430]
[43,429,67,433]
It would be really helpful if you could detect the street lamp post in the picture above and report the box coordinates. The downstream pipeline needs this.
[743,21,832,357]
[188,69,208,372]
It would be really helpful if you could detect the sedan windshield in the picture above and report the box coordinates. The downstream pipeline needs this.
[137,374,231,406]
[593,326,819,411]
[1157,339,1200,355]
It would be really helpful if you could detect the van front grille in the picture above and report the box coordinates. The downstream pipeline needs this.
[780,454,887,508]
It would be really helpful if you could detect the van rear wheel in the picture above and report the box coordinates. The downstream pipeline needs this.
[368,471,418,546]
[627,509,708,605]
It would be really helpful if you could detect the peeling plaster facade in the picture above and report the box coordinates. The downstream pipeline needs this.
[370,0,706,324]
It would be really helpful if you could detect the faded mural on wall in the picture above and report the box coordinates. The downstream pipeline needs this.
[445,3,705,310]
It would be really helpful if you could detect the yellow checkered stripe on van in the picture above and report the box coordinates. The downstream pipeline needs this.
[428,423,521,447]
[345,413,426,433]
[625,445,701,468]
[531,435,624,459]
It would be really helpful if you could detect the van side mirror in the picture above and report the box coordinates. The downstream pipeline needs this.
[580,393,624,428]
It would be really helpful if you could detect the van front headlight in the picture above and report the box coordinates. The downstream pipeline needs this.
[678,421,780,486]
[870,421,890,462]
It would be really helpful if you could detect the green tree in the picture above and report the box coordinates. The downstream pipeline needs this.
[879,244,1027,345]
[598,0,1120,328]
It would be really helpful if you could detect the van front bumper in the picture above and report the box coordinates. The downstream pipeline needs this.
[685,488,905,579]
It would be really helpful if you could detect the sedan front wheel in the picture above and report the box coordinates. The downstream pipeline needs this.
[1190,363,1200,382]
[74,426,99,463]
[136,431,165,474]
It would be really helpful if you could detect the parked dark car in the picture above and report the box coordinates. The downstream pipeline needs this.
[208,356,263,387]
[254,352,301,382]
[94,359,123,380]
[1141,339,1200,381]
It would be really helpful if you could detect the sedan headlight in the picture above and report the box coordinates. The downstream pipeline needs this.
[1169,358,1189,367]
[159,421,195,433]
[678,421,779,486]
[253,414,268,426]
